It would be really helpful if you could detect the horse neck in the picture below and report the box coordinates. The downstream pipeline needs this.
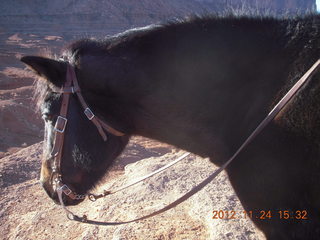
[88,17,320,158]
[127,59,290,158]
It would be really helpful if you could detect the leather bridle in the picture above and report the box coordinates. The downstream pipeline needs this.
[50,64,125,201]
[49,59,320,225]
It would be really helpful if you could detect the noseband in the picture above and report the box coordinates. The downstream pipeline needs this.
[50,64,125,200]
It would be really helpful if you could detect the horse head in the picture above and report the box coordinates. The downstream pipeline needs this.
[21,56,129,205]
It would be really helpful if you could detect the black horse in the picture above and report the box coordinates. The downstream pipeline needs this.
[21,15,320,239]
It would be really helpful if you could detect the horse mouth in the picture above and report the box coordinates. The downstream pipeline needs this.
[41,182,85,206]
[51,191,85,206]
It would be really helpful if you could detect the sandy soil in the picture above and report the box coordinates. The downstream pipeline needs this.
[0,138,266,240]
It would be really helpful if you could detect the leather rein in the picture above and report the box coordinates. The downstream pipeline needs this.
[52,60,320,225]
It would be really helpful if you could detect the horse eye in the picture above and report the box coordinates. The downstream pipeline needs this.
[42,113,54,122]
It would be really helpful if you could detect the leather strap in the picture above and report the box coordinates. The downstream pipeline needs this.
[50,64,125,199]
[51,66,73,171]
[58,59,320,225]
[88,152,191,201]
[69,66,125,140]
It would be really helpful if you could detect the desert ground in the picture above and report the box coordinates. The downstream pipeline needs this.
[0,26,265,240]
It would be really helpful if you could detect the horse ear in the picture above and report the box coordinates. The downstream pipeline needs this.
[21,56,66,87]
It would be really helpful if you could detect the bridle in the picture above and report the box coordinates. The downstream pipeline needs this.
[50,63,191,221]
[50,64,125,201]
[49,59,320,225]
[49,63,191,221]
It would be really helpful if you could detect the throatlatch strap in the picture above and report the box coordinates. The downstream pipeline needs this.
[68,66,125,140]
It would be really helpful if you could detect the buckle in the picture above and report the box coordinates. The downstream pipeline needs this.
[54,116,68,133]
[61,184,72,196]
[84,108,95,120]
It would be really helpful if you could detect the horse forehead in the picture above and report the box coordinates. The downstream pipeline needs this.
[43,93,64,112]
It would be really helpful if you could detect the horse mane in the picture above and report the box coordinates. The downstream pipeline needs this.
[32,14,320,115]
[60,14,300,59]
[60,14,320,64]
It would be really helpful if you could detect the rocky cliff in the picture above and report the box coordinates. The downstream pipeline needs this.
[0,0,317,31]
[0,0,316,16]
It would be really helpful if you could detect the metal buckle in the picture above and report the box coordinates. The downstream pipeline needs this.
[61,184,72,196]
[54,116,68,133]
[84,108,95,120]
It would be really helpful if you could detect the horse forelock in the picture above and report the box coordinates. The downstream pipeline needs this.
[32,75,63,115]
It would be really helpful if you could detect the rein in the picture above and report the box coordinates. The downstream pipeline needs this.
[54,59,320,225]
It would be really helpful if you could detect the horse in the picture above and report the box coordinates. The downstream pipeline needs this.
[21,15,320,239]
